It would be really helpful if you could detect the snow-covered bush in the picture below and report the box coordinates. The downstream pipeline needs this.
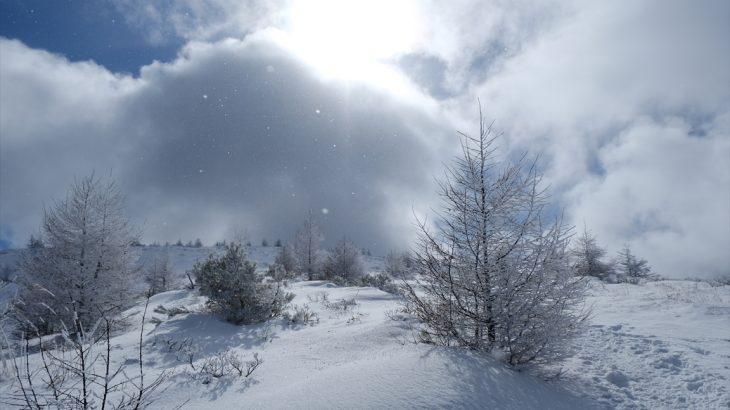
[360,273,399,294]
[403,112,587,367]
[322,237,364,284]
[192,243,293,325]
[199,349,262,379]
[283,304,319,326]
[13,174,140,335]
[708,275,730,287]
[153,304,190,318]
[265,263,296,282]
[322,296,358,313]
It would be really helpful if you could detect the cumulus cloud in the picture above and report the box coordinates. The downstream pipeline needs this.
[568,116,730,278]
[0,39,140,245]
[462,0,730,278]
[0,36,451,252]
[1,0,728,278]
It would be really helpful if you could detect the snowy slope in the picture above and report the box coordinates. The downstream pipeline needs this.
[564,280,730,409]
[0,283,591,409]
[1,247,728,409]
[141,283,592,409]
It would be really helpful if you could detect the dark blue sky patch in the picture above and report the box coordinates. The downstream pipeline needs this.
[0,0,181,75]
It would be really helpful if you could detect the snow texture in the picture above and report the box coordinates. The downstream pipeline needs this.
[1,248,728,409]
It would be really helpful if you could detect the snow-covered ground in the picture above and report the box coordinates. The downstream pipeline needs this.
[1,247,728,409]
[564,279,730,409]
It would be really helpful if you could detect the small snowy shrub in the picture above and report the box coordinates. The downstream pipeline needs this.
[709,275,730,287]
[322,297,358,313]
[283,304,319,326]
[359,273,400,294]
[194,349,263,383]
[266,263,296,282]
[153,304,190,318]
[193,244,293,325]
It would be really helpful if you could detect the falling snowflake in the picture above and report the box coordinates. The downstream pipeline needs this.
[322,208,329,215]
[315,109,321,114]
[202,94,208,99]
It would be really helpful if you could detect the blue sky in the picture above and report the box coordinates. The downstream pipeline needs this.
[0,0,180,74]
[0,0,728,278]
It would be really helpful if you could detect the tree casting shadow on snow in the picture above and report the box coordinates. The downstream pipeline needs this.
[153,313,275,367]
[418,347,596,409]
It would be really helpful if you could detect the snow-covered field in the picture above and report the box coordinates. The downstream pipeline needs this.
[564,280,730,409]
[1,247,728,409]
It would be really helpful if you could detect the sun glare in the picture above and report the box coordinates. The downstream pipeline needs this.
[284,0,421,83]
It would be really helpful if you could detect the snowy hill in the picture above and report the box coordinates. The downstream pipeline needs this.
[564,279,730,409]
[139,283,592,409]
[1,247,728,409]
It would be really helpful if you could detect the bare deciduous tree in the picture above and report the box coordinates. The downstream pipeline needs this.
[145,250,173,295]
[403,107,587,366]
[294,210,323,281]
[322,237,364,284]
[274,244,297,275]
[384,249,409,278]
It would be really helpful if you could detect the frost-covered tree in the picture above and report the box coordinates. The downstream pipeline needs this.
[323,237,364,284]
[193,243,293,324]
[384,249,409,278]
[295,210,323,280]
[570,226,613,280]
[27,234,44,249]
[145,250,173,295]
[274,244,297,275]
[194,238,203,248]
[615,244,656,284]
[403,110,587,366]
[14,174,139,334]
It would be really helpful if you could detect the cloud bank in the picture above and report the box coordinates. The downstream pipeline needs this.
[1,0,728,278]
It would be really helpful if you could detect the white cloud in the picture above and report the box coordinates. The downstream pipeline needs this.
[454,0,730,278]
[0,36,451,252]
[568,116,730,278]
[1,1,728,278]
